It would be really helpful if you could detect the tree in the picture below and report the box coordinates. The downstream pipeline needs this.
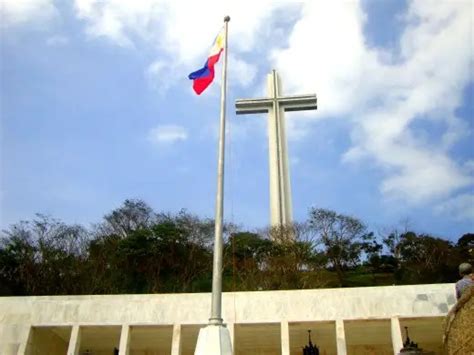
[169,211,214,291]
[105,212,214,294]
[456,233,474,263]
[308,208,370,286]
[85,233,122,294]
[0,224,36,295]
[0,215,90,295]
[395,232,459,284]
[2,199,469,295]
[98,199,155,238]
[225,225,325,291]
[225,231,272,291]
[381,220,412,270]
[263,237,321,290]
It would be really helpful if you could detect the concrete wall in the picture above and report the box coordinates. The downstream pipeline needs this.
[0,283,456,355]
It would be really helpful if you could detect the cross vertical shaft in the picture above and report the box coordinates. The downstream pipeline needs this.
[236,70,317,229]
[268,70,292,226]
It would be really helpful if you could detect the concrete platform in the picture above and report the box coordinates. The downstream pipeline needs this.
[0,284,455,354]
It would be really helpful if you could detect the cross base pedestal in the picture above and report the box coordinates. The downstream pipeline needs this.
[194,324,232,355]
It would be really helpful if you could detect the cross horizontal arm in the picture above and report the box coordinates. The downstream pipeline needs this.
[235,98,273,115]
[280,94,317,112]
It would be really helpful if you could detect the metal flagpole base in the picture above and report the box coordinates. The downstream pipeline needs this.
[194,324,233,355]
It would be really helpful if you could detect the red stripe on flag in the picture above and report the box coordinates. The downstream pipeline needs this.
[192,49,223,95]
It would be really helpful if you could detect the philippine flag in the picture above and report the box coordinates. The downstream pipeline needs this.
[188,29,225,95]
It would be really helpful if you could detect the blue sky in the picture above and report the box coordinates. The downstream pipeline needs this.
[1,0,473,240]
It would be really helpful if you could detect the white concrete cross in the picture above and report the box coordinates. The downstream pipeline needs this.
[235,70,317,228]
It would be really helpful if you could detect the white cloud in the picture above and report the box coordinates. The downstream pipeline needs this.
[74,0,146,47]
[71,0,473,207]
[72,0,287,87]
[46,34,69,46]
[379,149,470,202]
[148,125,188,144]
[272,0,473,204]
[228,54,257,88]
[435,193,474,221]
[145,59,176,93]
[272,1,371,117]
[1,0,58,28]
[465,160,474,174]
[147,60,165,77]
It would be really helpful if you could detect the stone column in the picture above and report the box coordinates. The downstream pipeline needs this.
[281,320,290,355]
[67,325,81,355]
[16,325,32,355]
[335,319,347,355]
[171,324,182,355]
[119,324,131,355]
[390,317,403,355]
[226,323,235,351]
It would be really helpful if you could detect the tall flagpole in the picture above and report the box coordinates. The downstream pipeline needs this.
[194,16,233,355]
[209,15,230,326]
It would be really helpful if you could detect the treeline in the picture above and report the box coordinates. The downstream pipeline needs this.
[0,199,472,296]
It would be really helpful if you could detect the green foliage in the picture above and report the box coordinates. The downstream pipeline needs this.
[394,232,460,284]
[0,215,89,295]
[457,233,474,263]
[85,207,214,294]
[101,199,155,238]
[224,228,325,291]
[308,208,373,286]
[0,229,35,295]
[0,200,471,296]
